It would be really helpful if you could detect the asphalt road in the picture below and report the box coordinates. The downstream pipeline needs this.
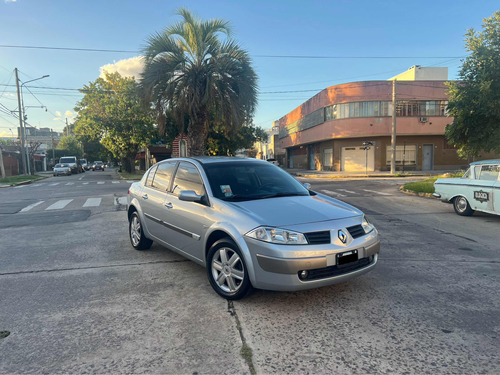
[0,171,498,374]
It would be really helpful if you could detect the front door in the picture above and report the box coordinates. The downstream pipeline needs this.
[422,144,434,171]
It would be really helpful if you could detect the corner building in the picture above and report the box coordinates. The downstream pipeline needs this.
[277,66,478,172]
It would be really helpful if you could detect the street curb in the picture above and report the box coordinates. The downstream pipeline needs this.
[0,175,48,188]
[399,186,434,199]
[291,173,434,179]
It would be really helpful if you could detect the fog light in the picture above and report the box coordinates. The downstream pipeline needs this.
[299,270,308,280]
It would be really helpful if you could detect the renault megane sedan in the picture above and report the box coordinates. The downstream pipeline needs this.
[127,157,380,299]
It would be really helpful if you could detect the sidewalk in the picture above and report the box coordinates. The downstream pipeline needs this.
[285,168,456,178]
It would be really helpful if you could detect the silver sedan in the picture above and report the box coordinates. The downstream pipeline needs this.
[127,157,380,299]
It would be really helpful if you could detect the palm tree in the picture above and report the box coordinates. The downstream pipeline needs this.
[141,8,258,156]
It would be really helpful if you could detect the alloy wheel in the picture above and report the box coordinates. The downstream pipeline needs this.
[211,247,245,293]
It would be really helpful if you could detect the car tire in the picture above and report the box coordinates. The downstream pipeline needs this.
[207,238,253,300]
[453,196,475,216]
[129,212,153,250]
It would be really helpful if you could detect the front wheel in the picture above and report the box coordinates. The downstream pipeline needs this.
[453,196,475,216]
[207,238,253,300]
[129,212,153,250]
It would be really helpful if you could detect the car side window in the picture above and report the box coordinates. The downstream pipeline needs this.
[478,165,500,181]
[171,162,204,196]
[152,162,177,191]
[145,165,158,187]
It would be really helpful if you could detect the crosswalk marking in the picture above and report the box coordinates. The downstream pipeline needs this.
[65,182,75,185]
[32,183,44,187]
[337,189,356,194]
[49,183,60,186]
[321,189,346,197]
[46,199,73,210]
[14,185,27,189]
[112,181,120,184]
[126,180,134,183]
[362,189,391,196]
[83,198,102,207]
[97,182,105,185]
[20,201,44,212]
[82,182,89,185]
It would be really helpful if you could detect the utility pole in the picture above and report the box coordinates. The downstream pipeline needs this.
[390,79,397,175]
[51,128,55,165]
[15,68,28,175]
[66,118,69,136]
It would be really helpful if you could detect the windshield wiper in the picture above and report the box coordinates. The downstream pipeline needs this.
[257,192,308,200]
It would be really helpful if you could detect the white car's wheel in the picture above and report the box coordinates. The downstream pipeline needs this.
[453,196,475,216]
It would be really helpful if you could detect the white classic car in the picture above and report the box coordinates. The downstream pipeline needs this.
[433,159,500,216]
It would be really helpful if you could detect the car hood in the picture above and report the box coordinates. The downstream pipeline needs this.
[227,194,361,227]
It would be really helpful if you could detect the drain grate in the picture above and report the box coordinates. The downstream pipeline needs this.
[0,331,10,339]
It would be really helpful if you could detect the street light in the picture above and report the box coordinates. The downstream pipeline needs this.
[362,141,374,175]
[20,74,49,174]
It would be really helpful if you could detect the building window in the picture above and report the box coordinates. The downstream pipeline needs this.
[386,145,417,165]
[323,148,333,167]
[396,100,448,117]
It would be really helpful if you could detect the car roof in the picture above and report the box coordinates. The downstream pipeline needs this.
[174,156,268,165]
[470,159,500,166]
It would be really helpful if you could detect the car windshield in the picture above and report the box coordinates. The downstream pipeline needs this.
[95,161,103,164]
[55,164,65,168]
[202,161,309,201]
[59,158,75,163]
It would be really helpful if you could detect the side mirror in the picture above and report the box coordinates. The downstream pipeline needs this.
[303,183,311,190]
[179,190,203,203]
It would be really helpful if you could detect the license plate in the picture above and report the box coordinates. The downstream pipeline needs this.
[337,249,358,266]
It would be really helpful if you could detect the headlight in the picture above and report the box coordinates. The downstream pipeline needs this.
[245,227,308,245]
[361,215,375,234]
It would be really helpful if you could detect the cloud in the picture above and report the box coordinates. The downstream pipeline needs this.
[53,110,76,123]
[4,0,18,3]
[99,56,144,80]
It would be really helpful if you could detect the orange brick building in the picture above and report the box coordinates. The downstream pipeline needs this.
[276,66,498,172]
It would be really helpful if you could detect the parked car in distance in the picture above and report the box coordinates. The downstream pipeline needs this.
[59,156,81,174]
[80,159,89,171]
[434,159,500,217]
[267,158,279,166]
[127,157,380,300]
[93,161,105,171]
[53,163,72,176]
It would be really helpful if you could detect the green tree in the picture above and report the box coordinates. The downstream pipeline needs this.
[446,11,500,158]
[56,135,83,158]
[74,72,156,172]
[141,8,258,156]
[207,124,268,156]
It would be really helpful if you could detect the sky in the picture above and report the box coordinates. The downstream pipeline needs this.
[0,0,499,138]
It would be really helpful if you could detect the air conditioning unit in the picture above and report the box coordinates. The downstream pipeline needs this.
[419,117,428,123]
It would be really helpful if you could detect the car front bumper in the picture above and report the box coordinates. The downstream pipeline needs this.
[244,232,380,291]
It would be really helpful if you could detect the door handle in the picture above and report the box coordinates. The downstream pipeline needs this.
[164,202,173,209]
[142,194,148,200]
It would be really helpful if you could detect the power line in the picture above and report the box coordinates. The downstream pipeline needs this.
[0,44,138,53]
[0,44,466,60]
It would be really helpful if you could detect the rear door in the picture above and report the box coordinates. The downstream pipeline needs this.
[141,162,177,242]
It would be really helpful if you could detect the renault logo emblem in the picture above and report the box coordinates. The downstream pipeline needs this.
[338,229,347,244]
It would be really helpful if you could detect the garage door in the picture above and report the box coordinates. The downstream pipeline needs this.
[341,146,374,172]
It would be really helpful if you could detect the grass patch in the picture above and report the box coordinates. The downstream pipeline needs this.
[402,171,465,194]
[0,175,41,185]
[118,170,145,180]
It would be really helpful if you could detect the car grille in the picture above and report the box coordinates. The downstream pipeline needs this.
[299,257,372,281]
[347,224,365,239]
[304,231,331,245]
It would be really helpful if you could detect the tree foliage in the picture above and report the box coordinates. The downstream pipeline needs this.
[74,72,156,172]
[206,124,268,156]
[56,135,83,158]
[446,11,500,158]
[141,8,258,156]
